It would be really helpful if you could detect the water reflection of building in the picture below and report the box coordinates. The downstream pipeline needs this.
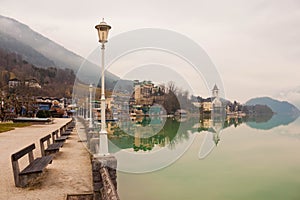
[211,85,225,145]
[133,117,165,151]
[109,116,175,152]
[197,113,225,159]
[194,85,225,147]
[209,117,224,145]
[199,118,212,129]
[197,117,223,146]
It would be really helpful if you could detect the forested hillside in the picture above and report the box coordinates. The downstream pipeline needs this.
[0,49,75,98]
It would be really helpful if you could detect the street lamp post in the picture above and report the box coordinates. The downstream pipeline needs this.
[80,105,82,117]
[89,84,93,129]
[95,19,111,156]
[85,97,89,120]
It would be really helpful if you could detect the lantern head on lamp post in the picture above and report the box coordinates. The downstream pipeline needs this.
[95,19,111,44]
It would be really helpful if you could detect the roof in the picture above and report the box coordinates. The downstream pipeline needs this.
[9,78,20,81]
[201,97,212,102]
[212,84,219,91]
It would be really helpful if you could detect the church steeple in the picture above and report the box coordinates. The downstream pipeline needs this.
[212,84,219,98]
[212,84,222,109]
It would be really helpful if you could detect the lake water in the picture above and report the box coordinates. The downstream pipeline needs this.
[110,115,300,200]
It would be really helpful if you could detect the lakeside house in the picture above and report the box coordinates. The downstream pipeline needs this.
[8,78,41,89]
[8,78,20,88]
[133,80,165,106]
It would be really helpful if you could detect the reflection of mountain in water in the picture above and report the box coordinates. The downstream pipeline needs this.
[100,110,300,155]
[246,114,299,130]
[245,96,300,130]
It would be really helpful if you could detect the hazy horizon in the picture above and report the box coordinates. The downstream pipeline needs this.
[1,0,300,108]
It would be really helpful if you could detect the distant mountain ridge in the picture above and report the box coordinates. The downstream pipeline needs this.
[246,97,300,116]
[0,15,119,88]
[0,32,55,67]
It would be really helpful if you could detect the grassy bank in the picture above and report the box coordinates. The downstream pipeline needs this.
[0,123,31,133]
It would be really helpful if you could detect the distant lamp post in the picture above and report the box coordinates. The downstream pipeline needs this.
[89,84,93,129]
[95,19,111,156]
[85,97,89,119]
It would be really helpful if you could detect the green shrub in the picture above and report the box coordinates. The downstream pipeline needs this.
[36,110,51,118]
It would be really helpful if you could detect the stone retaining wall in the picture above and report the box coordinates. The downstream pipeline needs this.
[92,156,120,200]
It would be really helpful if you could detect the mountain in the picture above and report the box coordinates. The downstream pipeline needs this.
[0,49,75,98]
[0,15,119,88]
[0,32,55,67]
[246,97,300,116]
[245,97,300,130]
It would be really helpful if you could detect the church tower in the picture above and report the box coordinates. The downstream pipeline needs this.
[212,84,219,98]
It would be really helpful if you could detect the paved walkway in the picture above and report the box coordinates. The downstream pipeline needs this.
[0,118,93,200]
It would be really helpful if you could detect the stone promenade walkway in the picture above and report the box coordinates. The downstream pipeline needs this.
[0,118,93,200]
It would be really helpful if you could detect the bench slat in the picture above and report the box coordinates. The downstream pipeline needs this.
[62,130,72,136]
[40,134,51,143]
[20,155,53,175]
[11,144,35,161]
[45,142,64,151]
[55,135,68,142]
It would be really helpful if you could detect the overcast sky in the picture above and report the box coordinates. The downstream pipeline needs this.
[1,0,300,108]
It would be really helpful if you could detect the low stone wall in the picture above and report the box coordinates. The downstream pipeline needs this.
[66,194,94,200]
[92,156,120,200]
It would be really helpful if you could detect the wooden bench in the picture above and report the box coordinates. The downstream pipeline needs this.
[60,126,71,136]
[61,130,72,136]
[61,121,75,136]
[11,143,53,187]
[62,125,74,135]
[67,122,75,130]
[52,129,68,143]
[40,134,64,156]
[67,118,76,129]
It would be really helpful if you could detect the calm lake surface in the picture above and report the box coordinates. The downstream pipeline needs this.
[112,115,300,200]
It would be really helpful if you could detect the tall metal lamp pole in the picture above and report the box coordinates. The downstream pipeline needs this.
[89,84,93,129]
[85,97,89,120]
[95,19,111,156]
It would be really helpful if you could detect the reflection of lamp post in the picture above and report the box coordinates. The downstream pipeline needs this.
[89,84,93,129]
[95,19,111,156]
